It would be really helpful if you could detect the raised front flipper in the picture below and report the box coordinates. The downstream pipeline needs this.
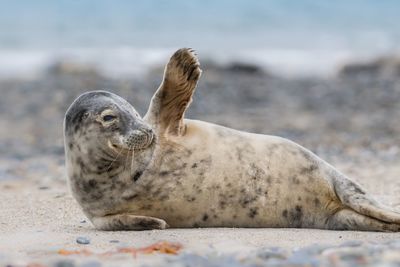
[92,214,168,231]
[144,48,202,136]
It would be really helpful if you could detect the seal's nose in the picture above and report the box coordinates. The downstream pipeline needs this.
[140,127,154,145]
[125,124,154,150]
[134,122,153,138]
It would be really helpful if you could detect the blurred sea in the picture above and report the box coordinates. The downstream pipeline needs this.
[0,0,399,78]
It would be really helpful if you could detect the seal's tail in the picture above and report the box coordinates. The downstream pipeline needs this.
[333,175,400,225]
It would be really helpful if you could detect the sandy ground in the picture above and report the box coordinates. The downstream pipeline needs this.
[1,157,400,266]
[1,59,400,266]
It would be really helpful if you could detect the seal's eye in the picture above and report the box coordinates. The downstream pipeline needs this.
[102,115,117,122]
[82,112,89,119]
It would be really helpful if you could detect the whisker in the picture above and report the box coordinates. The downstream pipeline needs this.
[130,148,135,176]
[123,148,133,172]
[105,146,125,173]
[98,146,117,160]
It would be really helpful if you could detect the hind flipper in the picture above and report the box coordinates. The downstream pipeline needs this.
[328,208,400,232]
[333,174,400,224]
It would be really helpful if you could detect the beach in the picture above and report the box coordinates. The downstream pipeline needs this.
[1,56,400,266]
[2,1,400,266]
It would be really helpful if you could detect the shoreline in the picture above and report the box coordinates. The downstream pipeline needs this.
[0,48,399,80]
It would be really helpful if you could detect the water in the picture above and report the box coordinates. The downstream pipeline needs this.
[0,0,399,78]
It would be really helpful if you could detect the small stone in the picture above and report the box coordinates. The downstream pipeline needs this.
[256,248,287,260]
[76,236,90,245]
[80,260,102,267]
[52,259,75,267]
[109,240,119,243]
[80,220,87,223]
[340,240,363,247]
[39,186,49,190]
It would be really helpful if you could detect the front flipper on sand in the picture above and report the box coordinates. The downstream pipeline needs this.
[144,48,202,136]
[92,214,168,230]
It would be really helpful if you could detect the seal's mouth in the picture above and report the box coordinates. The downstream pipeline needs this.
[108,129,154,152]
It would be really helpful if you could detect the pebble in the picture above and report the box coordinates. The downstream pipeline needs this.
[340,240,363,247]
[52,259,75,267]
[109,240,119,243]
[255,248,287,261]
[76,236,90,245]
[38,186,50,190]
[80,260,102,267]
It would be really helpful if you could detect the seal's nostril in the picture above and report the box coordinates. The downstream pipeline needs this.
[124,128,154,150]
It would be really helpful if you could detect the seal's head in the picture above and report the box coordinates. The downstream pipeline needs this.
[64,91,154,155]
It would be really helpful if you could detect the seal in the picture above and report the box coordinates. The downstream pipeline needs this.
[64,48,400,231]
